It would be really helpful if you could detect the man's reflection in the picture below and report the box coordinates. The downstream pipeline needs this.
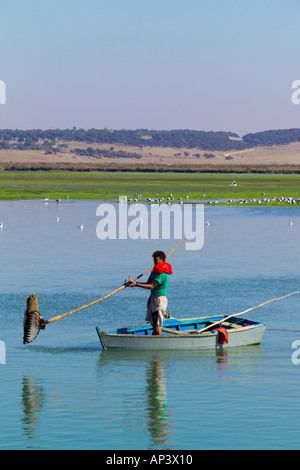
[145,356,172,449]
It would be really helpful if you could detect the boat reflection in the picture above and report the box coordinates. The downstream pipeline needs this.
[216,348,229,370]
[97,345,264,448]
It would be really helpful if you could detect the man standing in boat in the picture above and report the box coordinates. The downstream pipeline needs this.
[128,251,172,336]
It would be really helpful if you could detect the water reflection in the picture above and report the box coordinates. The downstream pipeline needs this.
[145,355,172,449]
[97,350,173,448]
[97,346,264,449]
[216,348,229,371]
[21,376,45,448]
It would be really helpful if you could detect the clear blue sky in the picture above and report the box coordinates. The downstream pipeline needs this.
[0,0,299,135]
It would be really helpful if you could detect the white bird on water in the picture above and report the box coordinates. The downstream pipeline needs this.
[56,216,60,222]
[0,222,3,229]
[78,224,84,230]
[289,220,295,226]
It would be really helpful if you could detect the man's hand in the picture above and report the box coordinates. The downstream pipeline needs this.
[128,275,136,287]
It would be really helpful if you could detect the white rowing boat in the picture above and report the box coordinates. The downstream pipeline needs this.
[96,315,266,351]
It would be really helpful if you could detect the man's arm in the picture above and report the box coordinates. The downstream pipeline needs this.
[128,275,159,290]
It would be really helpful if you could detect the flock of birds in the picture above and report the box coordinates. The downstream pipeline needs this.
[128,193,190,206]
[124,191,297,228]
[209,196,300,206]
[127,188,300,208]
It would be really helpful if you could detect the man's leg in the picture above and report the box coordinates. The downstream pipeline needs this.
[151,310,162,336]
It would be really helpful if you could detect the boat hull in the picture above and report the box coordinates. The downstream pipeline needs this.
[96,316,266,351]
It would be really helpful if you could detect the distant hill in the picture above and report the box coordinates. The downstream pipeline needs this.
[243,128,300,147]
[1,127,300,152]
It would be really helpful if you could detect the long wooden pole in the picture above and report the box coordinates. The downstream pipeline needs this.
[45,238,186,325]
[198,291,299,334]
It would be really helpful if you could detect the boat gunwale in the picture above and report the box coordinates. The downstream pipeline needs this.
[96,317,265,338]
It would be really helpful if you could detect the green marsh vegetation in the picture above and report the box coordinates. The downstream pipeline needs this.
[0,171,300,205]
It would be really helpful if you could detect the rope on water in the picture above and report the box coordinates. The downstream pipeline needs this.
[51,333,98,354]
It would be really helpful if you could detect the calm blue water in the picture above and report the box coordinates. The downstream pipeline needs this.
[1,199,300,450]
